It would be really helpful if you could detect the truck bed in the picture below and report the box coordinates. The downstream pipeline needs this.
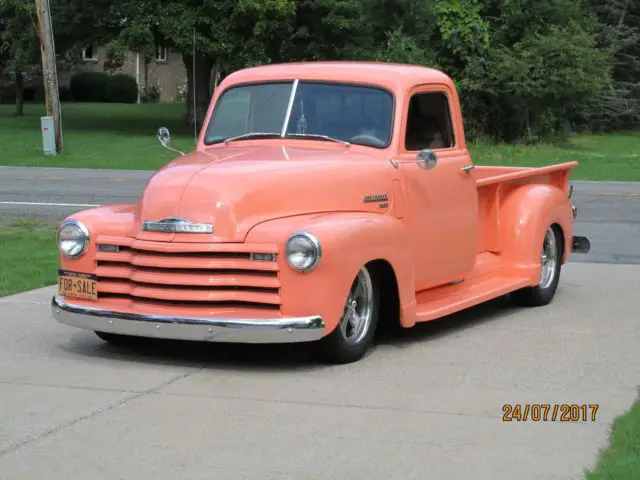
[474,161,577,255]
[473,161,578,188]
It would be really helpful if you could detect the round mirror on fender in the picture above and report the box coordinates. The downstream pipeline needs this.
[157,126,171,146]
[417,148,438,170]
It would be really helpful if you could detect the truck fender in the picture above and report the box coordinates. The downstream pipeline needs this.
[498,184,574,282]
[245,212,417,332]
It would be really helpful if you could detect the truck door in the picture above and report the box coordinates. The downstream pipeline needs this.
[395,86,478,292]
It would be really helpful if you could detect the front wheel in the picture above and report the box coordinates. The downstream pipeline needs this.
[511,225,562,307]
[315,265,380,364]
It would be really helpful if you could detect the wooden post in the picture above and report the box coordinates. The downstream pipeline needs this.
[34,0,63,153]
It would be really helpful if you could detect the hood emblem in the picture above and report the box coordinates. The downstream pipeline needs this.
[363,193,388,203]
[143,217,213,234]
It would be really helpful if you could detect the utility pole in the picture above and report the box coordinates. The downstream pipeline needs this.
[34,0,63,153]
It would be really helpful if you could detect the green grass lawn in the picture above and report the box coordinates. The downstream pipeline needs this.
[0,102,194,169]
[0,218,59,297]
[1,102,639,180]
[470,133,640,181]
[585,399,640,480]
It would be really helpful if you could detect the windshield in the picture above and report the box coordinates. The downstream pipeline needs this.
[203,81,394,148]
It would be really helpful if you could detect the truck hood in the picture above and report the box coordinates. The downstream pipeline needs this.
[134,144,393,243]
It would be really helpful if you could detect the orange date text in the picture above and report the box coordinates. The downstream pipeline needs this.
[502,404,599,422]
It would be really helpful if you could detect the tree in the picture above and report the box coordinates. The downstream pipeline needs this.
[1,0,636,141]
[108,0,295,127]
[280,0,369,61]
[587,0,640,130]
[0,0,117,115]
[0,0,41,115]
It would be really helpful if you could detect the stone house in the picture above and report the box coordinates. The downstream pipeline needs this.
[65,44,188,103]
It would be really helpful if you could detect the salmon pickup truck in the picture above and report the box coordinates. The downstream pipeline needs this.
[52,61,591,364]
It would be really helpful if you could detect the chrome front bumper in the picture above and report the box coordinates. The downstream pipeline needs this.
[52,295,326,344]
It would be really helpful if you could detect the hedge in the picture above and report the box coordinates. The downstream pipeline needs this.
[70,72,138,103]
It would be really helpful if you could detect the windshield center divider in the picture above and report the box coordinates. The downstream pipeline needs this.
[281,79,300,138]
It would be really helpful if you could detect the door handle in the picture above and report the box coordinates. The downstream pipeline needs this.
[461,165,475,172]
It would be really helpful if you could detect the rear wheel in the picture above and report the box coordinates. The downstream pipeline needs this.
[315,265,380,364]
[511,225,562,307]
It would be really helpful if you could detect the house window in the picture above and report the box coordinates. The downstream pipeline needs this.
[405,92,455,150]
[82,46,98,61]
[156,46,168,62]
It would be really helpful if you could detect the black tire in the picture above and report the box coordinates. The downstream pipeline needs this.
[95,331,144,346]
[315,265,380,364]
[511,225,562,307]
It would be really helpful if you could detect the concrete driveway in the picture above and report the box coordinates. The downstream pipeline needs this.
[1,261,639,479]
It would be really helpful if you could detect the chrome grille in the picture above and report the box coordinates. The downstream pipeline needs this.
[93,237,280,312]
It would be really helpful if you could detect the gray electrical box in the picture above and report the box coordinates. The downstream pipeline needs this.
[41,116,56,156]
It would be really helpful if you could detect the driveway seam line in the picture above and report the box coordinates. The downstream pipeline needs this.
[0,367,205,458]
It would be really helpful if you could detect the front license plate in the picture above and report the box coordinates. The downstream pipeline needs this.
[57,269,98,300]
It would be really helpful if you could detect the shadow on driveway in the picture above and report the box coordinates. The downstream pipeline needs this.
[55,292,526,372]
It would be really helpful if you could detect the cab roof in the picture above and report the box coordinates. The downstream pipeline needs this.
[221,61,455,93]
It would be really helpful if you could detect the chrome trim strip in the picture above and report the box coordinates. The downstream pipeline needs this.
[142,217,213,234]
[52,295,325,344]
[280,79,299,137]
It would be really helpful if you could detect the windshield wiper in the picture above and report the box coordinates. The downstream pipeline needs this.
[285,133,351,146]
[223,132,281,145]
[221,131,351,147]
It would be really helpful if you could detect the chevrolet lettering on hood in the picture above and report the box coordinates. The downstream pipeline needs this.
[142,217,214,234]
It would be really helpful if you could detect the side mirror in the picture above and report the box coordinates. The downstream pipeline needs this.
[417,148,437,170]
[157,126,171,146]
[156,126,185,156]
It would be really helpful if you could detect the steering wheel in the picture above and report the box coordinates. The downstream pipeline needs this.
[348,134,386,147]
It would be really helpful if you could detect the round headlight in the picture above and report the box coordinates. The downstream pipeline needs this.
[286,232,321,272]
[57,220,90,258]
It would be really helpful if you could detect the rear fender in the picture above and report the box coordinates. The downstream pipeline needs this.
[498,184,573,282]
[245,212,417,332]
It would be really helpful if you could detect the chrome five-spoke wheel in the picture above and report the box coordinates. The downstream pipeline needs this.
[511,225,562,307]
[540,227,558,290]
[316,265,380,364]
[339,267,374,345]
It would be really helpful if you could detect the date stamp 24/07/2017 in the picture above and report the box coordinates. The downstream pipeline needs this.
[502,404,600,422]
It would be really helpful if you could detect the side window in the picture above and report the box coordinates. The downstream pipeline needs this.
[405,92,455,151]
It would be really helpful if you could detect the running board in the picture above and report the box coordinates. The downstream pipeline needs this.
[414,276,532,323]
[572,236,591,254]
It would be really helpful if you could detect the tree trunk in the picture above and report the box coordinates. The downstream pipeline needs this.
[183,53,215,131]
[14,72,24,117]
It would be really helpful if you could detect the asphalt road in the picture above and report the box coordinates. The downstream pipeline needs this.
[1,165,640,264]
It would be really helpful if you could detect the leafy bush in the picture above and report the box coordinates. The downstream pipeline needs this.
[104,74,138,103]
[103,40,127,74]
[70,72,137,103]
[141,81,161,103]
[32,86,74,102]
[70,72,109,102]
[58,87,73,102]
